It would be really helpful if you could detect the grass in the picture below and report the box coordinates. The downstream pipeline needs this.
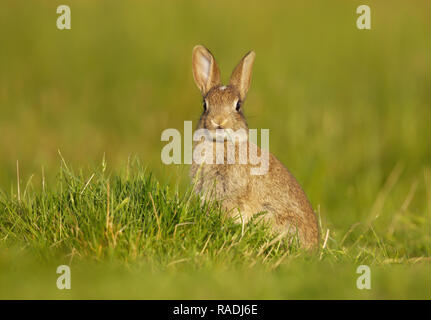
[1,158,299,269]
[1,0,431,299]
[1,159,431,299]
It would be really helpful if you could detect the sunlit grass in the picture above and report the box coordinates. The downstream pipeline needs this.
[1,160,431,298]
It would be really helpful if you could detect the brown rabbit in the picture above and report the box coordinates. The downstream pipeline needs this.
[190,45,319,249]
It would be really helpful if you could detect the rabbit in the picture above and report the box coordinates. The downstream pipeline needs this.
[190,45,319,249]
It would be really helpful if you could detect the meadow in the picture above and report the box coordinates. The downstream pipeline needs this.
[0,0,431,299]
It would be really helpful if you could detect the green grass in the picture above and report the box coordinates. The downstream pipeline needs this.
[1,160,431,299]
[2,158,290,267]
[1,0,431,299]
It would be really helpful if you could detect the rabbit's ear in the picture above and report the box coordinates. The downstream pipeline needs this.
[229,50,256,100]
[192,45,221,96]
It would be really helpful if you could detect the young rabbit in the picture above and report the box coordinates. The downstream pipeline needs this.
[190,45,319,249]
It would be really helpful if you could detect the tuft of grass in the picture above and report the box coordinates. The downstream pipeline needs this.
[0,159,299,269]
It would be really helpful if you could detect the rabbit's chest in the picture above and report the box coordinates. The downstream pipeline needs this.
[192,140,249,198]
[199,162,248,199]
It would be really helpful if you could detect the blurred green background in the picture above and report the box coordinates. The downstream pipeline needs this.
[1,0,431,299]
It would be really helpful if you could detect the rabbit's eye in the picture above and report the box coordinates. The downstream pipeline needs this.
[203,100,207,111]
[235,101,241,112]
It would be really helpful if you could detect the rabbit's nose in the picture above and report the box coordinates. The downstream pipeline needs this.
[211,119,227,129]
[210,119,222,128]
